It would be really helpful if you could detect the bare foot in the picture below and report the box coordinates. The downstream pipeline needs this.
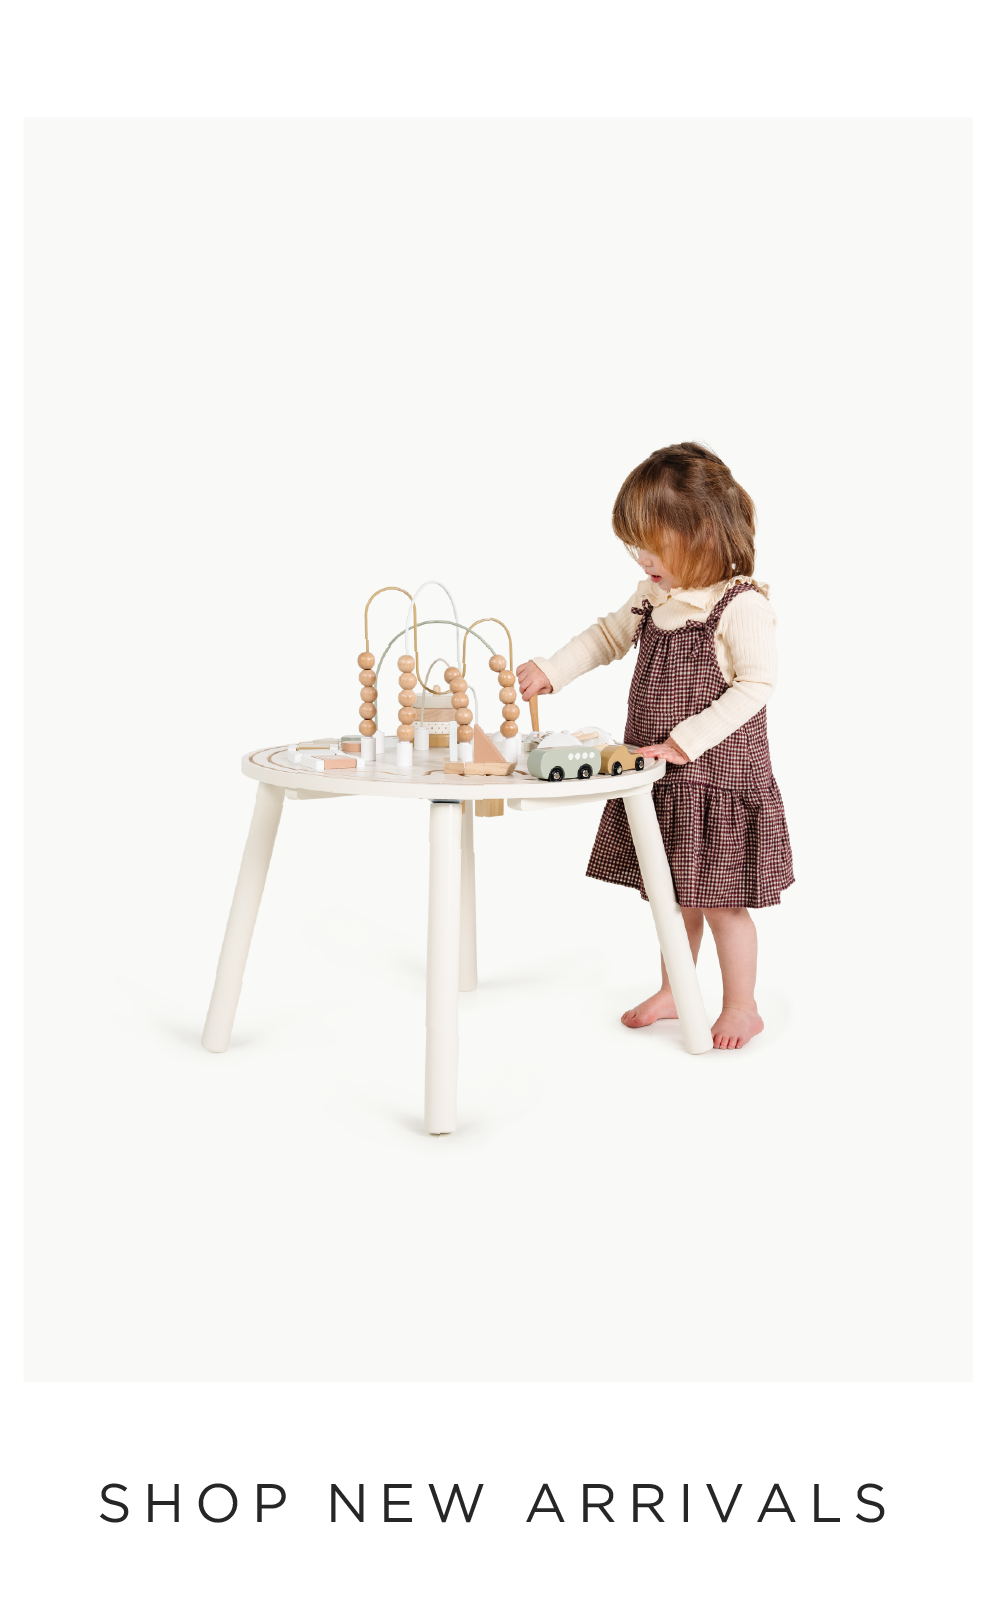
[711,1006,764,1050]
[621,989,679,1028]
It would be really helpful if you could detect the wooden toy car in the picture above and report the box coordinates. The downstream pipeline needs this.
[599,743,646,776]
[527,741,604,782]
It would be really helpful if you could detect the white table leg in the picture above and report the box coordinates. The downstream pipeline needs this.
[425,800,463,1134]
[459,803,478,992]
[623,788,714,1055]
[201,782,285,1053]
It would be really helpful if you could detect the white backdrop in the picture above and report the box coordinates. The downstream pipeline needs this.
[25,119,971,1384]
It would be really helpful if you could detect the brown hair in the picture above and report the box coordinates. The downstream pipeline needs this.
[612,442,755,587]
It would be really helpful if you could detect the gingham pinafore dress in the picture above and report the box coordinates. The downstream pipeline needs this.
[587,581,794,908]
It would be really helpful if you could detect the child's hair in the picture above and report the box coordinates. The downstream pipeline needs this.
[612,442,755,587]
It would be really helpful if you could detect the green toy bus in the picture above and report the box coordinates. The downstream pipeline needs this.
[527,742,604,782]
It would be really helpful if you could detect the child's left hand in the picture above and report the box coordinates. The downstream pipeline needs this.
[638,741,690,765]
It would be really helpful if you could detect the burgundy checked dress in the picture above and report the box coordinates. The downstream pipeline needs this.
[586,581,794,908]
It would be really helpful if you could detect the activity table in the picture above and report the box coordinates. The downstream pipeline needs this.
[201,745,713,1133]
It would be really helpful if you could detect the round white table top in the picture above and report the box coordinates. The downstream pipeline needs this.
[243,744,669,803]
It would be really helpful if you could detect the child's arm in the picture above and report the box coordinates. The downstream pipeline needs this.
[516,586,648,703]
[656,589,778,763]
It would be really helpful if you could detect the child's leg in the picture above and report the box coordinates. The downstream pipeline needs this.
[621,907,705,1028]
[703,907,764,1050]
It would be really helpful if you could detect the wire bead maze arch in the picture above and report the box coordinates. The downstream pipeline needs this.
[358,586,419,758]
[452,618,519,753]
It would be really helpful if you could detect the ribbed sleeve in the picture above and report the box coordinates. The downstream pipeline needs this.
[533,584,653,693]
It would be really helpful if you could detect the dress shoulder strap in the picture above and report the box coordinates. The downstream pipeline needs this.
[704,578,762,630]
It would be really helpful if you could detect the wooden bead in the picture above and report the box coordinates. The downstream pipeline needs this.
[398,654,415,672]
[488,654,506,672]
[443,666,460,683]
[398,689,417,707]
[358,651,375,670]
[498,670,516,687]
[359,702,376,720]
[398,672,417,690]
[366,684,378,700]
[455,708,474,726]
[397,708,413,725]
[450,692,469,708]
[359,669,376,687]
[397,724,415,743]
[499,685,517,704]
[501,703,520,723]
[449,676,467,694]
[359,719,376,736]
[500,720,518,738]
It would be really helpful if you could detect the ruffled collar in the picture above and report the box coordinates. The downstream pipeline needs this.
[644,576,769,609]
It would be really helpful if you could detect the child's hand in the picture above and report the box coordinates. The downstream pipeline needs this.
[516,660,553,700]
[638,740,690,765]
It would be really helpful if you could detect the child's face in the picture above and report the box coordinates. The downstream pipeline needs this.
[636,543,684,591]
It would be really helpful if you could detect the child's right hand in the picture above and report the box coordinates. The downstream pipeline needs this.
[516,660,553,700]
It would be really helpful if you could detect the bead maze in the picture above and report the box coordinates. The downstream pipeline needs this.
[350,582,536,778]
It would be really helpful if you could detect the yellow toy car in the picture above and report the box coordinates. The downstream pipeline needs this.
[599,742,646,776]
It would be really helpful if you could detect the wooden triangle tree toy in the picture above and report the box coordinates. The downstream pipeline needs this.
[472,725,506,764]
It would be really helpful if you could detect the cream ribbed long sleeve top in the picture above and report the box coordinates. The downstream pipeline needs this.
[531,577,777,762]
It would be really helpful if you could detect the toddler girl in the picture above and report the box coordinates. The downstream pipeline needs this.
[516,442,793,1051]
